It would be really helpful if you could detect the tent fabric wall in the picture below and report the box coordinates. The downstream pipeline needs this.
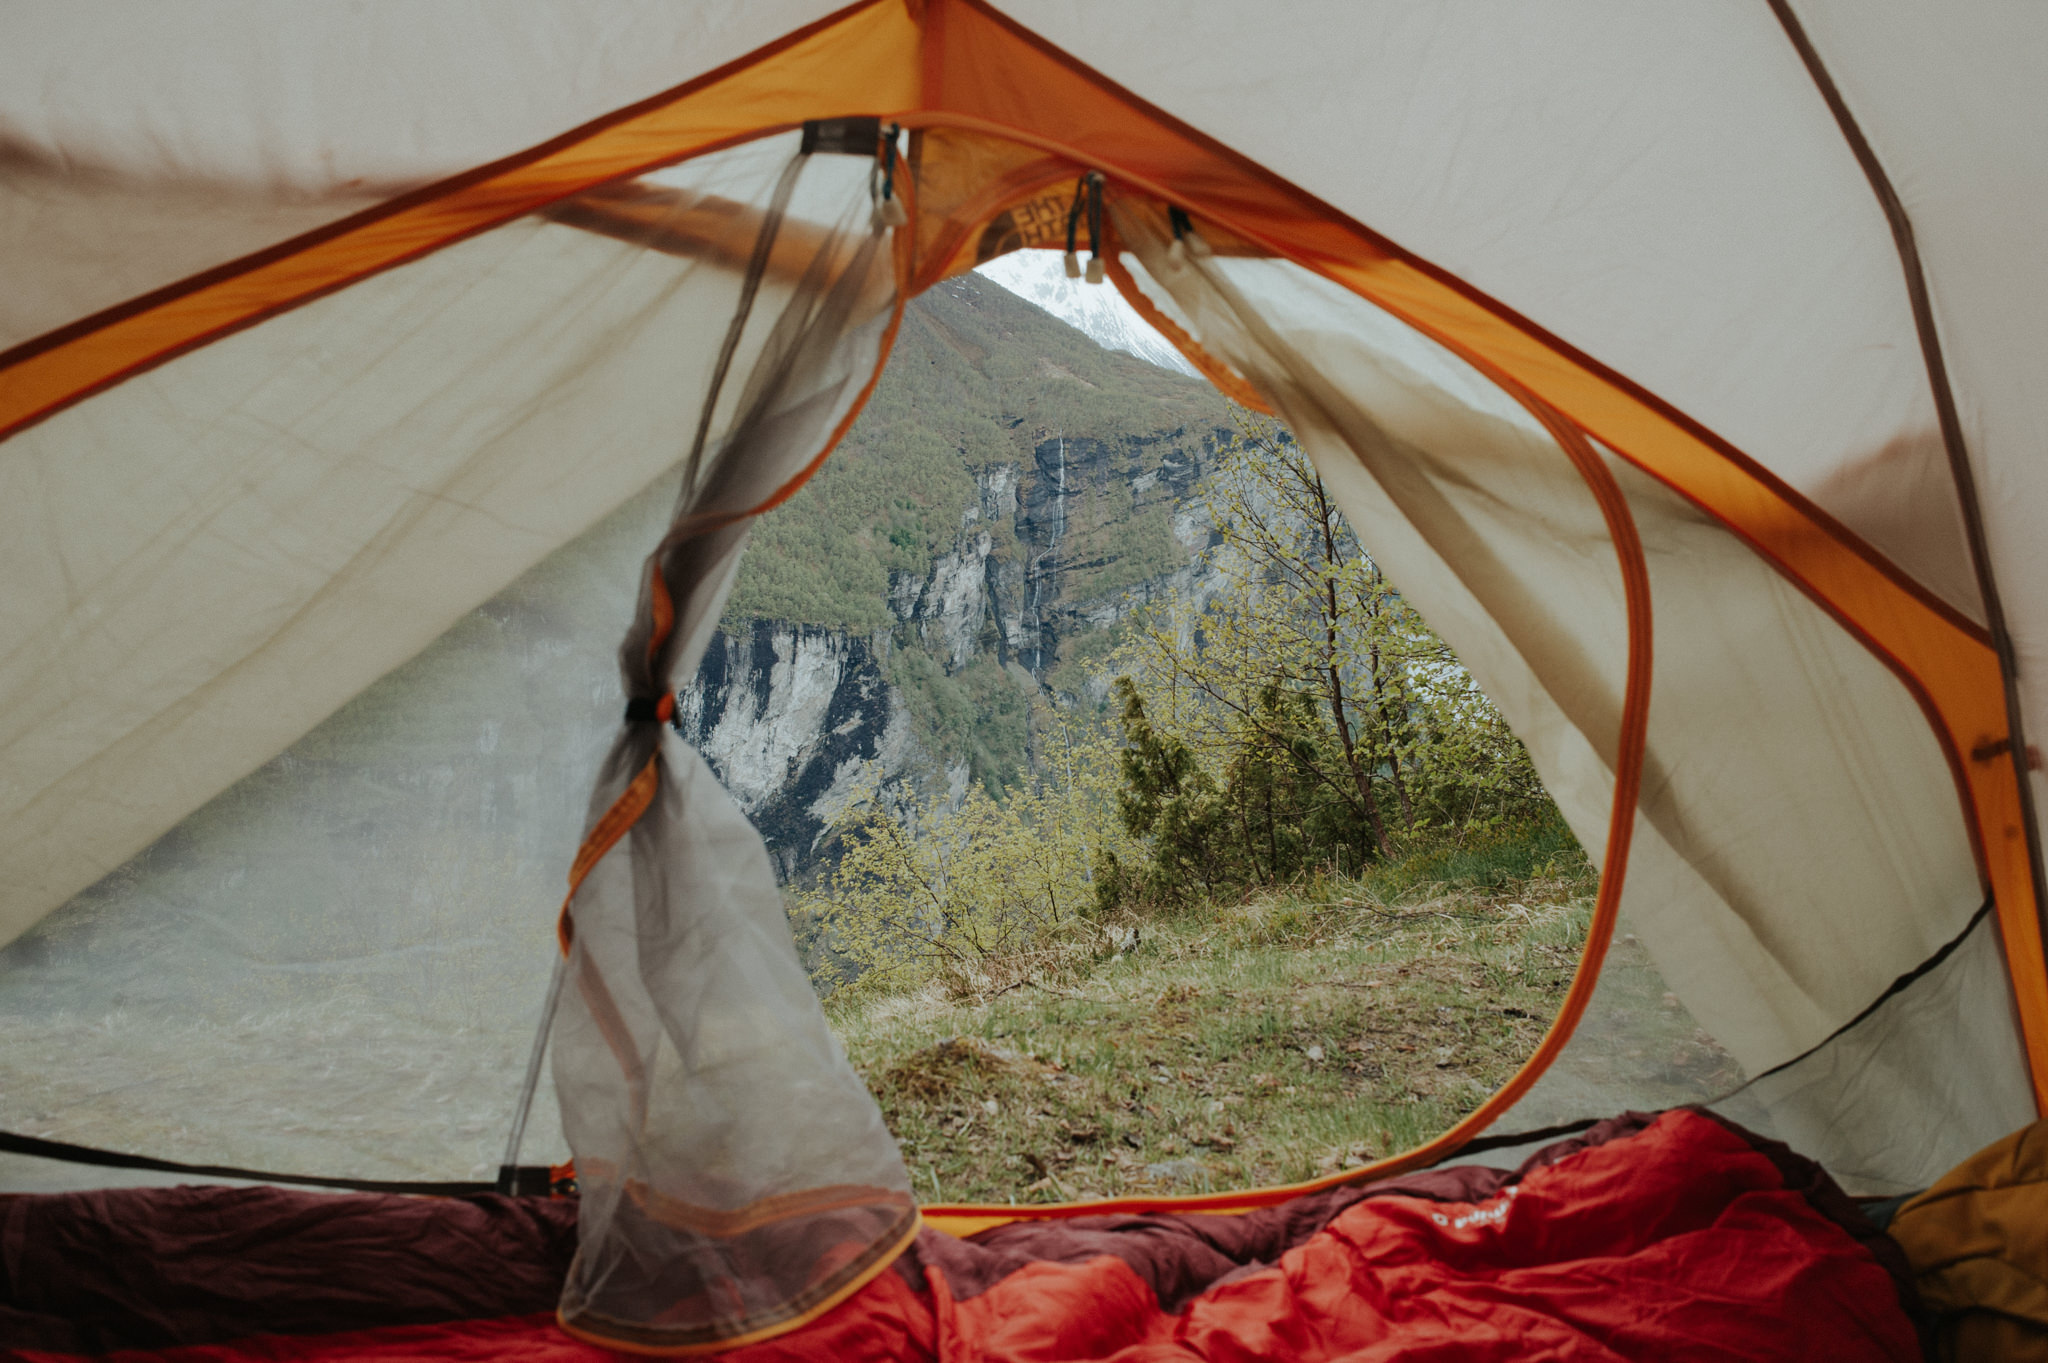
[1787,0,2048,950]
[0,136,869,948]
[1716,909,2031,1196]
[0,482,666,1188]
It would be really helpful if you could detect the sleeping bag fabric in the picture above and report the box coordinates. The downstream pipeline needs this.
[3,1110,1919,1361]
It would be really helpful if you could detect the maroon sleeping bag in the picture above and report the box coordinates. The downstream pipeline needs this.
[3,1109,1921,1361]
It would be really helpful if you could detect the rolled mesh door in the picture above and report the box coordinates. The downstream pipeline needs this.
[550,128,920,1352]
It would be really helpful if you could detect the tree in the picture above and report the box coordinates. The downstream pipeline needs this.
[1101,414,1545,906]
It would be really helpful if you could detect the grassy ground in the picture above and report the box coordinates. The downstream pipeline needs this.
[829,820,1601,1205]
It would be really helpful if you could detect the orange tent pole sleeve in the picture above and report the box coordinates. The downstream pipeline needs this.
[0,0,921,442]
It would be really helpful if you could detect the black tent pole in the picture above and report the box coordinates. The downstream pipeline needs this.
[497,955,567,1195]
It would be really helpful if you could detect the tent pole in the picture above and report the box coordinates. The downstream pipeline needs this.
[497,955,567,1195]
[1771,0,2048,1102]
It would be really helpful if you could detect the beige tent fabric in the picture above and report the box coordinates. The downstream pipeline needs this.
[1444,903,2028,1196]
[0,135,861,947]
[1787,0,2048,925]
[1113,208,2030,1189]
[1717,909,2031,1196]
[0,480,678,1188]
[0,0,843,348]
[996,1,1984,625]
[550,141,916,1351]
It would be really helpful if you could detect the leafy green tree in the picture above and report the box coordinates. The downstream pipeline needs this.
[1101,415,1546,906]
[1100,676,1225,902]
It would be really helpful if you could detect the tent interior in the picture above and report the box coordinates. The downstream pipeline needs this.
[4,1,2047,1358]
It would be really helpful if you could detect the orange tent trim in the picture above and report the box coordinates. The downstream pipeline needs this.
[0,0,920,443]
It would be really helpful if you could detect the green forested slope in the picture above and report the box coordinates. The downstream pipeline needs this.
[726,271,1233,634]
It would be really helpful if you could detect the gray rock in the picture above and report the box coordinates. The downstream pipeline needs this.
[1145,1157,1207,1185]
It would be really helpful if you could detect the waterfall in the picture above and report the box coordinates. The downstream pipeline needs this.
[1025,435,1067,676]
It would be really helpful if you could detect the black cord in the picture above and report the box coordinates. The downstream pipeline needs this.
[1064,174,1087,258]
[1717,894,1995,1097]
[0,1127,547,1197]
[1085,171,1104,264]
[1433,896,1999,1165]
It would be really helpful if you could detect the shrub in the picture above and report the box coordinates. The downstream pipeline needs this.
[803,727,1141,999]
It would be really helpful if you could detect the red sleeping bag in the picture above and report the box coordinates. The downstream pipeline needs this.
[3,1109,1921,1361]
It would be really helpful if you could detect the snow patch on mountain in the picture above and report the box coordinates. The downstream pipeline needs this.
[975,251,1198,376]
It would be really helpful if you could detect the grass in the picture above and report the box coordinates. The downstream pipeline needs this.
[828,819,1603,1204]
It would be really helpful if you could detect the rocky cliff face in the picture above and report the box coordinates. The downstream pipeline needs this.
[907,463,1019,669]
[681,268,1234,880]
[679,624,914,882]
[681,439,1219,879]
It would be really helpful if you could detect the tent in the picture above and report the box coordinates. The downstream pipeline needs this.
[3,0,2044,1353]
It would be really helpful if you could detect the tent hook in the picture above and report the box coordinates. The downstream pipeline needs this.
[1065,171,1106,283]
[872,122,908,229]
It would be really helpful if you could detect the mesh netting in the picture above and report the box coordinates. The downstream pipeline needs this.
[549,132,918,1351]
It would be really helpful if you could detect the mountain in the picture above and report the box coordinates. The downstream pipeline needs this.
[974,252,1198,376]
[684,268,1234,879]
